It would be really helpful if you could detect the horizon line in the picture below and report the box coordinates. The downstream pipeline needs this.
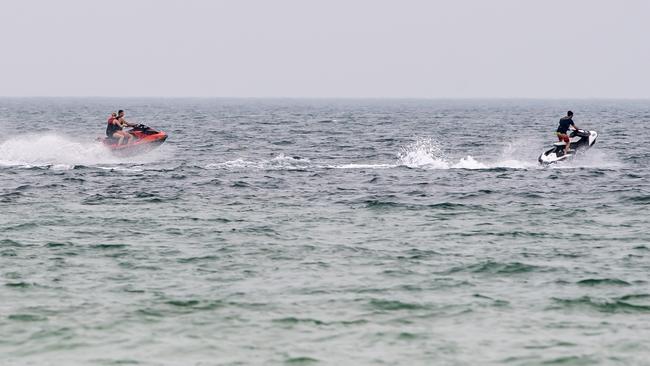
[1,95,650,100]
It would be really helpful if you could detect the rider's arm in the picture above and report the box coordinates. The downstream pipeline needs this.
[119,118,134,127]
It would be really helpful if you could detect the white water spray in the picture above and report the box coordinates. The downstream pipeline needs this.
[396,137,537,170]
[0,134,165,169]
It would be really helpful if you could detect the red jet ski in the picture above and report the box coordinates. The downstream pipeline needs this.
[101,124,168,156]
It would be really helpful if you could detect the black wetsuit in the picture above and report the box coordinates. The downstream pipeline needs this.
[106,118,122,137]
[556,116,575,134]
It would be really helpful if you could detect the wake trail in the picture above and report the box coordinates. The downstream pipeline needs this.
[0,133,166,169]
[206,137,539,172]
[395,137,537,170]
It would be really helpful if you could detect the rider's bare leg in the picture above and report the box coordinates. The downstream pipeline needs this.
[115,131,131,145]
[560,134,570,153]
[113,132,124,145]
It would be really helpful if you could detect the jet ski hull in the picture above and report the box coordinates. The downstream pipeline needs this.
[538,130,597,165]
[101,125,168,156]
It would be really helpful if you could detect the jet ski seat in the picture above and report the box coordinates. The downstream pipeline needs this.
[553,142,566,146]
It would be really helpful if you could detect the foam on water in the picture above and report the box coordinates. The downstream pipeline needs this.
[397,137,536,170]
[328,163,395,169]
[2,99,648,366]
[206,137,540,172]
[205,135,618,173]
[547,148,624,170]
[0,134,166,169]
[206,154,311,171]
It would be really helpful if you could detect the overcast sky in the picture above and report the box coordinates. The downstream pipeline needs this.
[1,0,648,98]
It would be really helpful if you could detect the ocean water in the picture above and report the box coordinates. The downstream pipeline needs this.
[1,98,649,365]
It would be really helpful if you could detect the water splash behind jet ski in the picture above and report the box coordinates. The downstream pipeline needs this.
[538,129,597,165]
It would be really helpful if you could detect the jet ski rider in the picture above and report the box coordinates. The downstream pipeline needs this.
[556,111,579,154]
[106,109,135,145]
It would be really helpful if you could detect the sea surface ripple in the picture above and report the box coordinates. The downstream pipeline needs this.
[1,98,649,365]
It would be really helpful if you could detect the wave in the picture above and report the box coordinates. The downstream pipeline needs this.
[0,133,165,169]
[363,200,479,211]
[446,260,544,275]
[576,278,631,286]
[272,317,367,326]
[552,295,650,313]
[368,299,428,311]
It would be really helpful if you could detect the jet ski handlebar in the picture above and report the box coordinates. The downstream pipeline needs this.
[571,129,590,137]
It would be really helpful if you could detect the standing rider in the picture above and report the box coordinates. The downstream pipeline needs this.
[556,111,579,153]
[106,110,135,145]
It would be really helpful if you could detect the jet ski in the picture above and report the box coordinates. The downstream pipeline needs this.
[101,124,168,156]
[538,129,597,165]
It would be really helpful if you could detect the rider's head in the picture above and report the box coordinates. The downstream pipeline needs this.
[111,112,117,117]
[117,110,124,118]
[567,111,573,117]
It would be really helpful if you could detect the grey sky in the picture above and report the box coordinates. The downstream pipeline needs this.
[1,0,648,98]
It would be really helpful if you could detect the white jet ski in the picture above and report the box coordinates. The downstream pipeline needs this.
[538,129,598,165]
